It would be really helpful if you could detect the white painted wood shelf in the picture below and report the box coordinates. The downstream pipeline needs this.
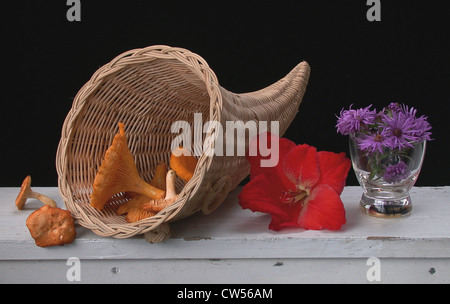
[1,186,449,283]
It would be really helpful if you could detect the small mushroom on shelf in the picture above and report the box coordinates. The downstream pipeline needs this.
[90,123,166,210]
[15,175,57,210]
[143,170,178,213]
[26,205,76,247]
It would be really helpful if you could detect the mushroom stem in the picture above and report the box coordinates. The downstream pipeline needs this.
[129,179,165,201]
[29,191,57,208]
[15,176,57,210]
[142,170,178,213]
[165,170,177,200]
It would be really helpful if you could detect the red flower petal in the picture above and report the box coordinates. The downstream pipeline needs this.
[282,144,320,189]
[247,132,296,180]
[268,202,303,231]
[238,173,301,230]
[317,151,352,194]
[297,184,346,231]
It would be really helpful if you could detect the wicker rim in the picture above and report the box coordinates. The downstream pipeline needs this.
[56,45,223,238]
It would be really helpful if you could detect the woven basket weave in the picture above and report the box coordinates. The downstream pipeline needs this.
[56,45,310,242]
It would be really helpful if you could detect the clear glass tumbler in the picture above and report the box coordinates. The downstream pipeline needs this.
[349,136,426,218]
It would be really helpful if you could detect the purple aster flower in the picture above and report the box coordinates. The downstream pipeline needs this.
[400,105,432,141]
[387,102,402,113]
[382,110,421,150]
[336,105,377,135]
[382,105,433,149]
[383,161,411,183]
[356,130,390,154]
[411,115,432,142]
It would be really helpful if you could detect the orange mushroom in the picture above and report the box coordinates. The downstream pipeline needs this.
[116,194,156,223]
[90,123,165,210]
[150,162,167,191]
[15,175,57,210]
[143,170,178,213]
[26,205,76,247]
[170,147,198,183]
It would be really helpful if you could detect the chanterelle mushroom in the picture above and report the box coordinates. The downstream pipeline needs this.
[116,194,156,223]
[170,147,198,183]
[150,162,167,191]
[143,170,178,213]
[15,175,57,210]
[90,123,165,210]
[26,205,76,247]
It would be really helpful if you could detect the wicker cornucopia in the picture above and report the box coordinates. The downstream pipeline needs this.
[56,45,310,242]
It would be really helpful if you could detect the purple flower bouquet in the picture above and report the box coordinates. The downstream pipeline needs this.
[336,103,432,217]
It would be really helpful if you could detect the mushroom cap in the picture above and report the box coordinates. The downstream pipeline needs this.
[90,123,165,210]
[170,147,198,183]
[117,194,150,215]
[15,175,32,210]
[150,162,167,191]
[26,205,76,247]
[90,123,131,209]
[142,195,179,213]
[117,194,156,223]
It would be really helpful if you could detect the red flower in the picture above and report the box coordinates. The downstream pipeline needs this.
[238,132,351,231]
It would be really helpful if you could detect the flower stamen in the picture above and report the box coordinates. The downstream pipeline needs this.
[280,186,310,206]
[393,128,403,137]
[373,134,384,142]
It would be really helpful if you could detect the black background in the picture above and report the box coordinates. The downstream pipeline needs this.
[3,0,450,187]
